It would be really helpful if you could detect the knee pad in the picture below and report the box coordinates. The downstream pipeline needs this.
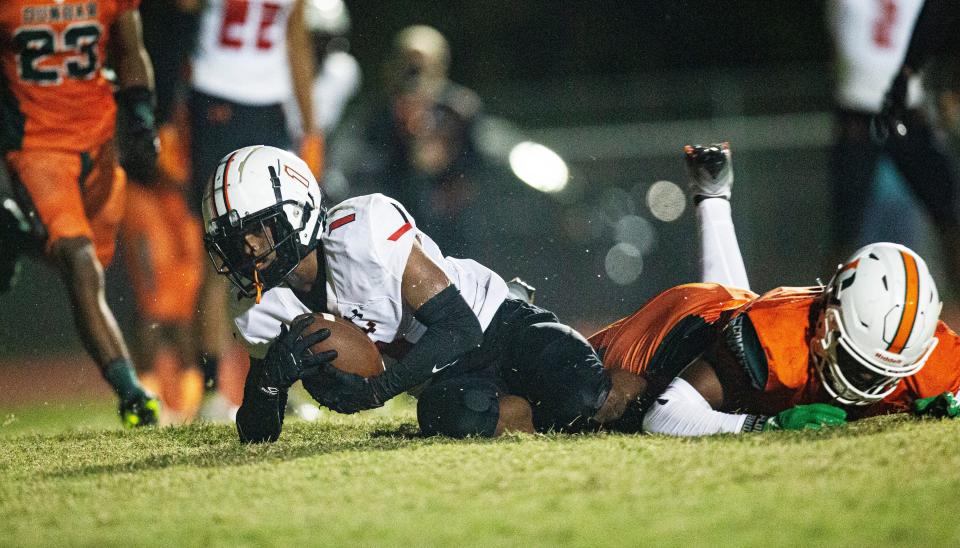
[513,322,611,432]
[417,376,501,438]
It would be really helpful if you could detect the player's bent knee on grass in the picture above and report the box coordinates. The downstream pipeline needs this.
[416,376,503,438]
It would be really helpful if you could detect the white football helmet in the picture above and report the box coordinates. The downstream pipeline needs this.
[811,242,941,406]
[202,146,326,299]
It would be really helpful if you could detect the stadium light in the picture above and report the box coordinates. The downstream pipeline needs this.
[509,141,569,193]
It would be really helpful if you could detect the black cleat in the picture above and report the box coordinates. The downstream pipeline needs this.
[683,142,733,201]
[507,277,536,304]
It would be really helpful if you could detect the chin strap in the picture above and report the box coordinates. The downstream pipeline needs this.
[254,268,264,304]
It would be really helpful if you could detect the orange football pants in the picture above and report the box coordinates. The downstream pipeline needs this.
[5,140,125,267]
[120,121,203,323]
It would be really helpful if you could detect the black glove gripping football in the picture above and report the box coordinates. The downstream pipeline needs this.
[115,86,160,183]
[260,315,338,394]
[312,362,387,414]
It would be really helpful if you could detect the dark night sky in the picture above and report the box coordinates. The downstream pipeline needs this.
[347,1,833,90]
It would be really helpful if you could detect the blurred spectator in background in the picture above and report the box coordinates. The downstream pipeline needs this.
[0,0,159,426]
[929,58,960,153]
[118,0,204,424]
[357,25,483,257]
[827,0,960,294]
[188,0,320,420]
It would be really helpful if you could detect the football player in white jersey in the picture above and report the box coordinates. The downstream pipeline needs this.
[202,145,662,442]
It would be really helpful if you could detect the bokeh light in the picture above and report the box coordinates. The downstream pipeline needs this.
[605,242,644,285]
[614,214,656,254]
[646,180,686,222]
[509,141,569,193]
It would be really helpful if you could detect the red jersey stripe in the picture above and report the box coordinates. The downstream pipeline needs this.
[387,223,413,241]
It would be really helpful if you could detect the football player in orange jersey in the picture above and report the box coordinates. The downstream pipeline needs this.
[593,143,960,436]
[0,0,160,426]
[117,0,206,424]
[121,112,205,423]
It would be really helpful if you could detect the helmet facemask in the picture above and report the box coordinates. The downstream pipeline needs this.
[204,199,319,300]
[811,306,937,406]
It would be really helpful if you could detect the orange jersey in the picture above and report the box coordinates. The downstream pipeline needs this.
[0,0,139,152]
[721,286,960,416]
[589,283,756,377]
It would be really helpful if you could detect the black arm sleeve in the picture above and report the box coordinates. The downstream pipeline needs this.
[236,357,289,444]
[370,285,484,401]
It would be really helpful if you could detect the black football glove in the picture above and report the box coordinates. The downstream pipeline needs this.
[312,362,387,414]
[115,86,159,184]
[872,70,909,144]
[259,315,338,395]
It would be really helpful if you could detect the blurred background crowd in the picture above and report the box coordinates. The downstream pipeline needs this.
[3,0,960,422]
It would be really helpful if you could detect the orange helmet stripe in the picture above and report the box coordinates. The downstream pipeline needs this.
[887,251,920,354]
[221,150,239,213]
[839,259,859,273]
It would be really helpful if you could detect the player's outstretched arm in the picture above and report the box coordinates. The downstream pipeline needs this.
[913,390,960,418]
[642,359,847,436]
[288,0,324,178]
[313,239,484,414]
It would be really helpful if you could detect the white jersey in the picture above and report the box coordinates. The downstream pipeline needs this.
[230,193,509,359]
[285,51,362,140]
[828,0,925,112]
[191,0,297,105]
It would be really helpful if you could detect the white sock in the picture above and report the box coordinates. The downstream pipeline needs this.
[697,198,750,290]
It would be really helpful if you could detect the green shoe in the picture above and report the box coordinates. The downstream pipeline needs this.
[120,394,161,428]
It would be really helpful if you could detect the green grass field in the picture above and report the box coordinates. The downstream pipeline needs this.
[2,398,959,547]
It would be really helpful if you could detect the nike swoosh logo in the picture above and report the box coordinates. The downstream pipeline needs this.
[432,359,459,374]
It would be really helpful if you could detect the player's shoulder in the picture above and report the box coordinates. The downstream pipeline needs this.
[323,193,417,275]
[750,286,823,309]
[932,319,960,359]
[325,193,415,242]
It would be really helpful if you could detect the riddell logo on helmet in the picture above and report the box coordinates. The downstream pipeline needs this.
[874,352,903,365]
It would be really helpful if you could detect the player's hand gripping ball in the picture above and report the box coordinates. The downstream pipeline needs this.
[300,313,385,378]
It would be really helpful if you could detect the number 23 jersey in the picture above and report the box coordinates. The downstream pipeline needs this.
[0,0,138,152]
[230,193,509,360]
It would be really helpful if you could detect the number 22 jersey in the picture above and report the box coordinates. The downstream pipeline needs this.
[0,0,138,152]
[191,0,297,105]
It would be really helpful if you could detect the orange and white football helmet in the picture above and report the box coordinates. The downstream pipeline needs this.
[811,242,941,405]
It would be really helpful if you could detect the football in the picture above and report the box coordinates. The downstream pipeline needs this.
[301,313,384,378]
